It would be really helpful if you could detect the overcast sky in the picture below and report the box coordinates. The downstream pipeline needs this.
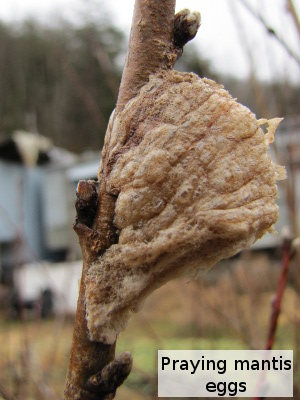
[0,0,300,83]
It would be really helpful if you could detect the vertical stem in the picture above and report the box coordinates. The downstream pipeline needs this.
[116,0,176,113]
[64,258,115,400]
[64,0,178,398]
[265,240,291,351]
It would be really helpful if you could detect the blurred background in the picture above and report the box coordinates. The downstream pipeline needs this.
[0,0,299,399]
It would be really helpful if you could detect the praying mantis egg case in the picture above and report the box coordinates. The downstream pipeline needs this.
[85,70,286,344]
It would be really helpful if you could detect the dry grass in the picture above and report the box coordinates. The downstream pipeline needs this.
[0,253,299,399]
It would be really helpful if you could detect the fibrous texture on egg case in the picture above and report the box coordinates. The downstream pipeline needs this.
[85,69,285,344]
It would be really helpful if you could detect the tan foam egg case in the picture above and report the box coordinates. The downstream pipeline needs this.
[85,70,286,344]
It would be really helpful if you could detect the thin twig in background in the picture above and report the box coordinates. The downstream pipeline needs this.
[253,239,292,400]
[265,239,292,351]
[286,0,300,42]
[57,46,106,129]
[239,0,300,67]
[229,0,269,118]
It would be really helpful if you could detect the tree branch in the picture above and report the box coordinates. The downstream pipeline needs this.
[64,181,119,400]
[116,0,176,113]
[116,1,200,113]
[64,1,200,399]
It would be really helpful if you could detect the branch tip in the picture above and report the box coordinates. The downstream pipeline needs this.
[87,352,133,395]
[174,9,201,48]
[73,220,93,235]
[75,179,99,228]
